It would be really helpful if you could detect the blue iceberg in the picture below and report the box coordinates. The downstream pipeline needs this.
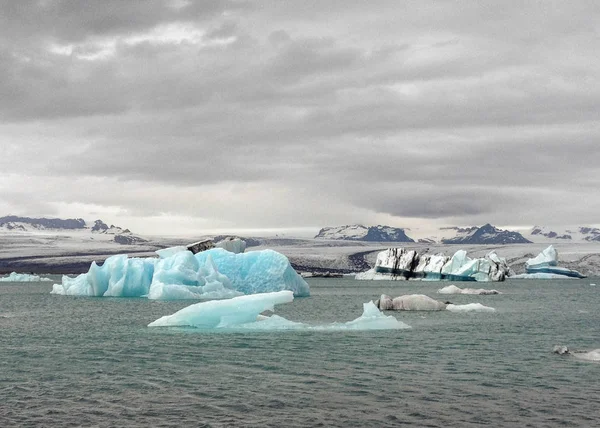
[51,248,309,299]
[0,272,52,282]
[520,245,586,279]
[148,291,410,331]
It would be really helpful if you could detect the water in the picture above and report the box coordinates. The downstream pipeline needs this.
[1,277,599,427]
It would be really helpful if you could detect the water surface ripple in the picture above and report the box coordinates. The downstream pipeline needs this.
[1,278,599,427]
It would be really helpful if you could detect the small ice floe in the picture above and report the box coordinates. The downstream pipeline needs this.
[446,303,496,313]
[438,285,501,295]
[590,283,597,286]
[0,272,52,282]
[375,294,495,313]
[553,345,600,362]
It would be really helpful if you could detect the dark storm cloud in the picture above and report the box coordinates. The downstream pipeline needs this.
[1,0,600,231]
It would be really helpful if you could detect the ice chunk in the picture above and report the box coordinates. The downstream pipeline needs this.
[149,292,410,330]
[438,285,501,295]
[553,346,600,362]
[155,246,188,259]
[147,252,241,300]
[359,248,508,281]
[0,272,52,282]
[572,349,600,362]
[446,303,496,313]
[526,245,558,269]
[52,247,309,298]
[521,246,585,278]
[148,291,294,328]
[52,255,156,297]
[215,237,246,254]
[376,294,447,311]
[510,273,579,279]
[194,248,310,297]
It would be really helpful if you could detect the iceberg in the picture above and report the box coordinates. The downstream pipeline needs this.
[553,346,600,362]
[194,249,310,296]
[375,293,495,313]
[446,303,496,313]
[356,248,509,282]
[148,291,410,330]
[375,294,448,311]
[438,285,501,295]
[149,291,295,328]
[52,248,309,299]
[0,272,52,282]
[516,245,586,279]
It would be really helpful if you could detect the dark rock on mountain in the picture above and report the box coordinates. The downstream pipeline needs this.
[0,215,86,230]
[315,224,414,242]
[442,223,532,245]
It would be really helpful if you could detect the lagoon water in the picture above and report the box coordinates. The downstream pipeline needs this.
[1,277,599,427]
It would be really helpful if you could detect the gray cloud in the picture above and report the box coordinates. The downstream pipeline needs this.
[1,1,599,234]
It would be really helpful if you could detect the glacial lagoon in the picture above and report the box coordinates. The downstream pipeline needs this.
[1,277,599,427]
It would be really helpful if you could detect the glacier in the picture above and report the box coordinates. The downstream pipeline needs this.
[51,248,309,299]
[515,245,586,279]
[0,272,52,282]
[148,291,410,330]
[356,248,509,282]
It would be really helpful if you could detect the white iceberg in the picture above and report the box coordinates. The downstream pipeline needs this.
[375,293,495,313]
[149,291,295,328]
[148,291,410,331]
[356,248,509,282]
[52,248,309,299]
[553,346,600,362]
[446,303,496,313]
[376,294,448,311]
[520,245,585,278]
[438,285,501,295]
[0,272,52,282]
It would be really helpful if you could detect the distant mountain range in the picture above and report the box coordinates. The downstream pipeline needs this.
[441,223,532,245]
[529,226,600,242]
[0,215,146,244]
[315,223,534,244]
[315,225,415,242]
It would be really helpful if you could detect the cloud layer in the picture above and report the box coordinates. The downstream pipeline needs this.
[1,1,599,235]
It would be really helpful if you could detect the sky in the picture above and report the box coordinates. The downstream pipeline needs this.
[1,0,599,237]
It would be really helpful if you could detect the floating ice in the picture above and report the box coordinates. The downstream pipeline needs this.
[357,248,509,282]
[446,303,496,313]
[438,285,501,295]
[147,252,241,300]
[0,272,52,282]
[194,248,310,296]
[553,346,600,362]
[52,248,309,299]
[510,273,579,279]
[376,294,447,311]
[149,291,294,328]
[522,245,585,278]
[215,237,246,254]
[148,291,410,331]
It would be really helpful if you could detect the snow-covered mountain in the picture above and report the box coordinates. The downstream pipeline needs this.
[525,226,600,243]
[441,224,532,245]
[0,216,146,244]
[314,225,415,242]
[0,215,86,231]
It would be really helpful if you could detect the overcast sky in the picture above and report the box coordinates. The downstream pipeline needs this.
[1,1,599,237]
